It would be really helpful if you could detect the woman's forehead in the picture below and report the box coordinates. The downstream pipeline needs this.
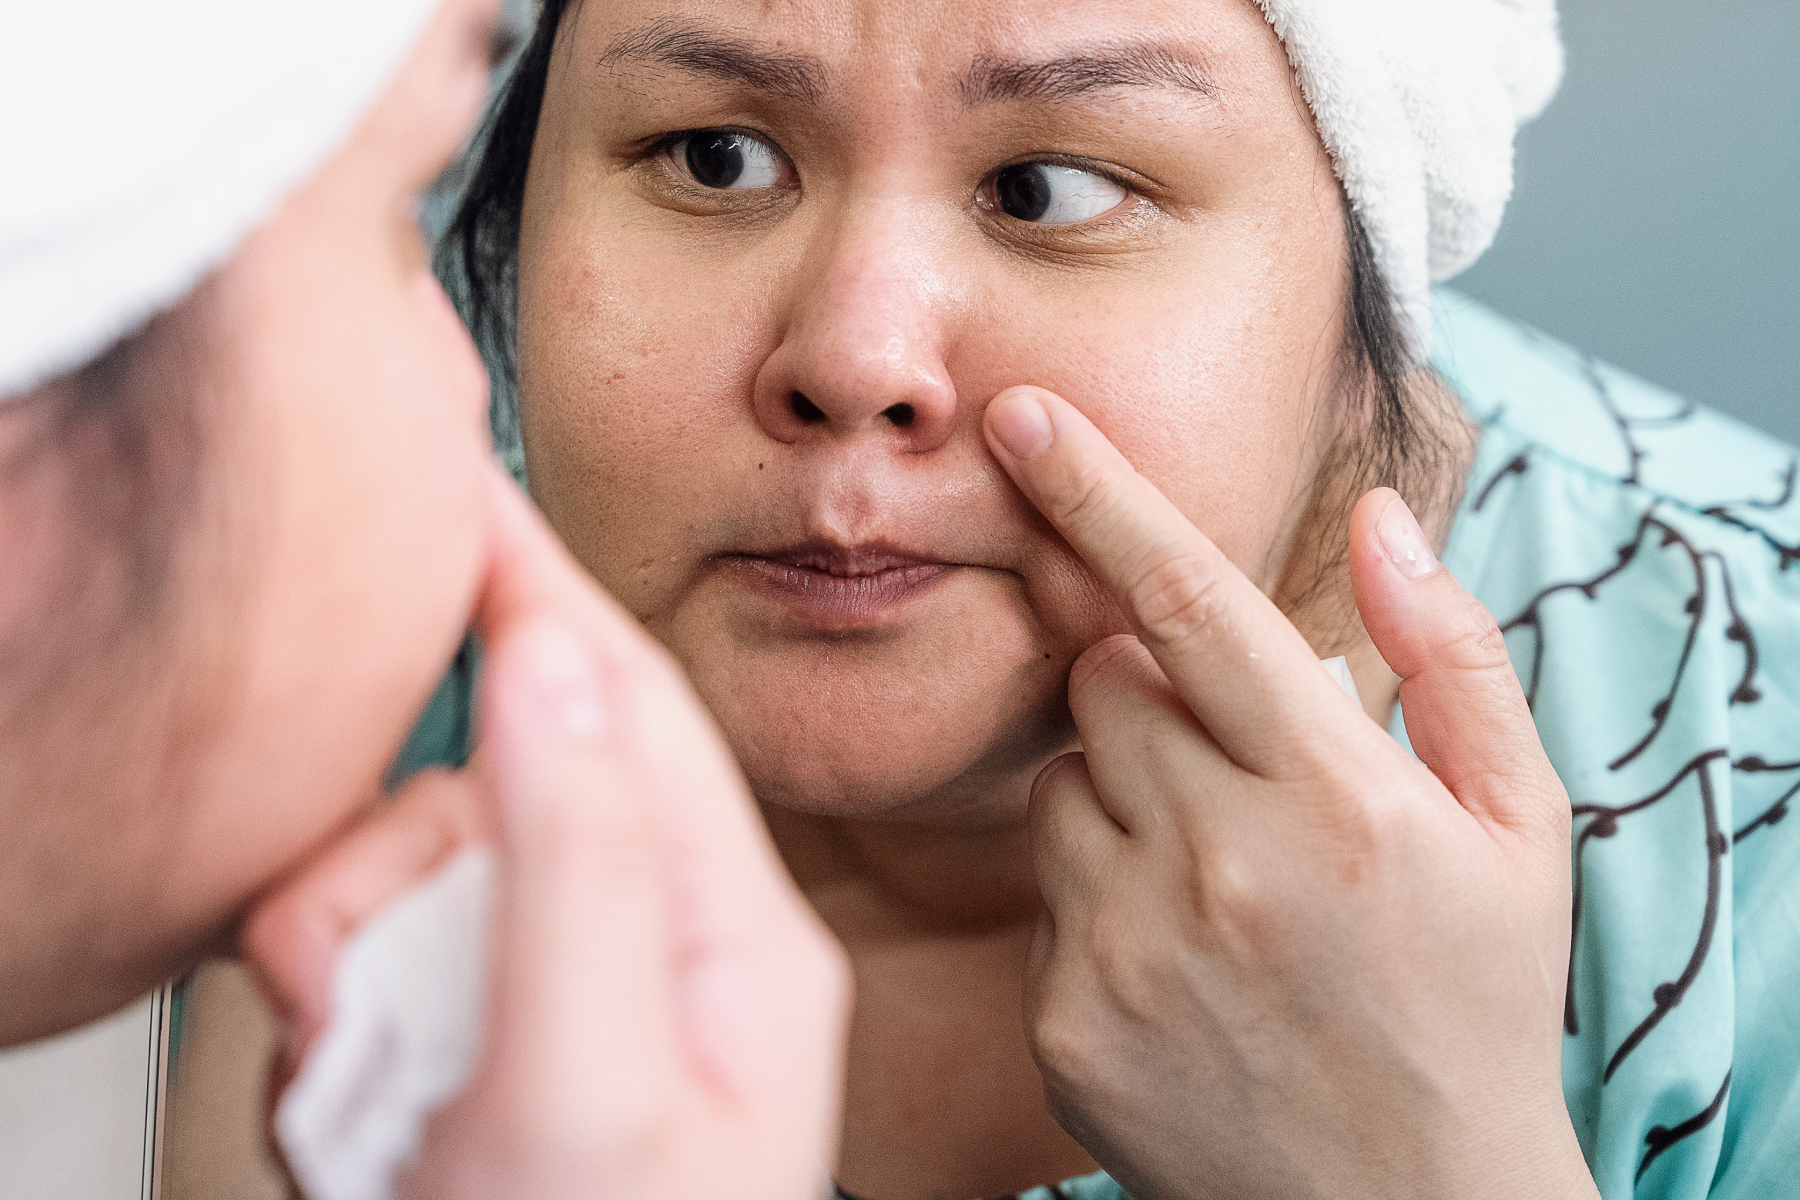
[572,0,1284,98]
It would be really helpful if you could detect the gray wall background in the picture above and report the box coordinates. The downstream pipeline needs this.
[1454,0,1798,444]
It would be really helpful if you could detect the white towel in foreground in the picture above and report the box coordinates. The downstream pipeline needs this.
[275,657,1360,1200]
[276,847,495,1200]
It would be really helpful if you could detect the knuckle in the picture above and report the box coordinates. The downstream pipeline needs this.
[1067,635,1151,703]
[1432,597,1513,674]
[1046,459,1121,531]
[1027,966,1106,1093]
[1085,905,1170,1026]
[1032,750,1091,804]
[1293,795,1390,888]
[1186,844,1273,953]
[1130,552,1232,651]
[1027,991,1085,1085]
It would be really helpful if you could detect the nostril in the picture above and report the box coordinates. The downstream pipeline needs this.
[791,392,826,423]
[883,403,916,429]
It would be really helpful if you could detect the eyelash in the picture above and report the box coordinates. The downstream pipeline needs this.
[640,129,792,199]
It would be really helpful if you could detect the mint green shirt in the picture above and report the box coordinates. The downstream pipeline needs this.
[1426,292,1799,1196]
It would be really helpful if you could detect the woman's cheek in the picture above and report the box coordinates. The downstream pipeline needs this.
[522,249,771,570]
[1045,319,1301,573]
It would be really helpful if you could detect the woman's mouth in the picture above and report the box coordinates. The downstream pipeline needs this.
[718,541,957,629]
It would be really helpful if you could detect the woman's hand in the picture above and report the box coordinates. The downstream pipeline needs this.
[983,387,1595,1200]
[243,466,849,1200]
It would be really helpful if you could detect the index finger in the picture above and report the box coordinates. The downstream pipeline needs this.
[241,768,488,1062]
[983,386,1342,773]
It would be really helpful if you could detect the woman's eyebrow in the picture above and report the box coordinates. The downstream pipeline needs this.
[597,17,826,103]
[958,43,1218,106]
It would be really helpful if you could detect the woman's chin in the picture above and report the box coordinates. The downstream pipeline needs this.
[682,657,1074,825]
[652,581,1084,822]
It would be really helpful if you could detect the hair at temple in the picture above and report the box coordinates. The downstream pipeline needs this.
[438,0,1469,642]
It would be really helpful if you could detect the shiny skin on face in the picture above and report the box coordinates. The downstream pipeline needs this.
[518,0,1351,823]
[0,0,502,1044]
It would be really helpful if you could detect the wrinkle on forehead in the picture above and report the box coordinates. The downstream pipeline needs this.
[592,5,1229,109]
[598,14,828,101]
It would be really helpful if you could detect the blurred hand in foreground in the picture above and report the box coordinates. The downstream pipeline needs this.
[245,465,849,1200]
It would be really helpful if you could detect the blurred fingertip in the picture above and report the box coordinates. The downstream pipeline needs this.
[496,616,607,743]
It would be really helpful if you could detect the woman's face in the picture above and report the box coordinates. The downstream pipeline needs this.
[518,0,1348,822]
[0,0,501,1042]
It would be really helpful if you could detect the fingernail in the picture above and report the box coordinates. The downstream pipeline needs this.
[989,391,1054,460]
[512,618,606,739]
[1377,494,1440,581]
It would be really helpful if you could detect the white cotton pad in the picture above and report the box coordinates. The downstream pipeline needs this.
[1322,655,1362,706]
[275,846,495,1200]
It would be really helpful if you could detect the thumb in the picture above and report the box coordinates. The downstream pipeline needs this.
[1350,488,1562,832]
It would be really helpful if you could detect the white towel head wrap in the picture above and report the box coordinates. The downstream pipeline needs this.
[1256,0,1563,360]
[0,0,444,399]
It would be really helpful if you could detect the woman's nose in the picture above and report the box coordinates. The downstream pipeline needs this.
[752,235,959,453]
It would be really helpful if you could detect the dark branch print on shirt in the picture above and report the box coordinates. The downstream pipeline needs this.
[1469,344,1796,1122]
[1636,1071,1732,1184]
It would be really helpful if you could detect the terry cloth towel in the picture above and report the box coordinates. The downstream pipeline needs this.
[1256,0,1563,359]
[0,0,441,399]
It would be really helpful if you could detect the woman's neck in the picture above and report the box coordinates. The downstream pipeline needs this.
[764,802,1100,1200]
[766,803,1041,936]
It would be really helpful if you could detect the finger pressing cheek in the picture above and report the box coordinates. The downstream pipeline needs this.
[985,386,1346,778]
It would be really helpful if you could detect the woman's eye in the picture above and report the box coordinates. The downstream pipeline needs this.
[673,132,784,190]
[991,163,1128,225]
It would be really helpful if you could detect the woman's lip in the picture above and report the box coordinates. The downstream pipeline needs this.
[731,540,954,576]
[719,552,957,629]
